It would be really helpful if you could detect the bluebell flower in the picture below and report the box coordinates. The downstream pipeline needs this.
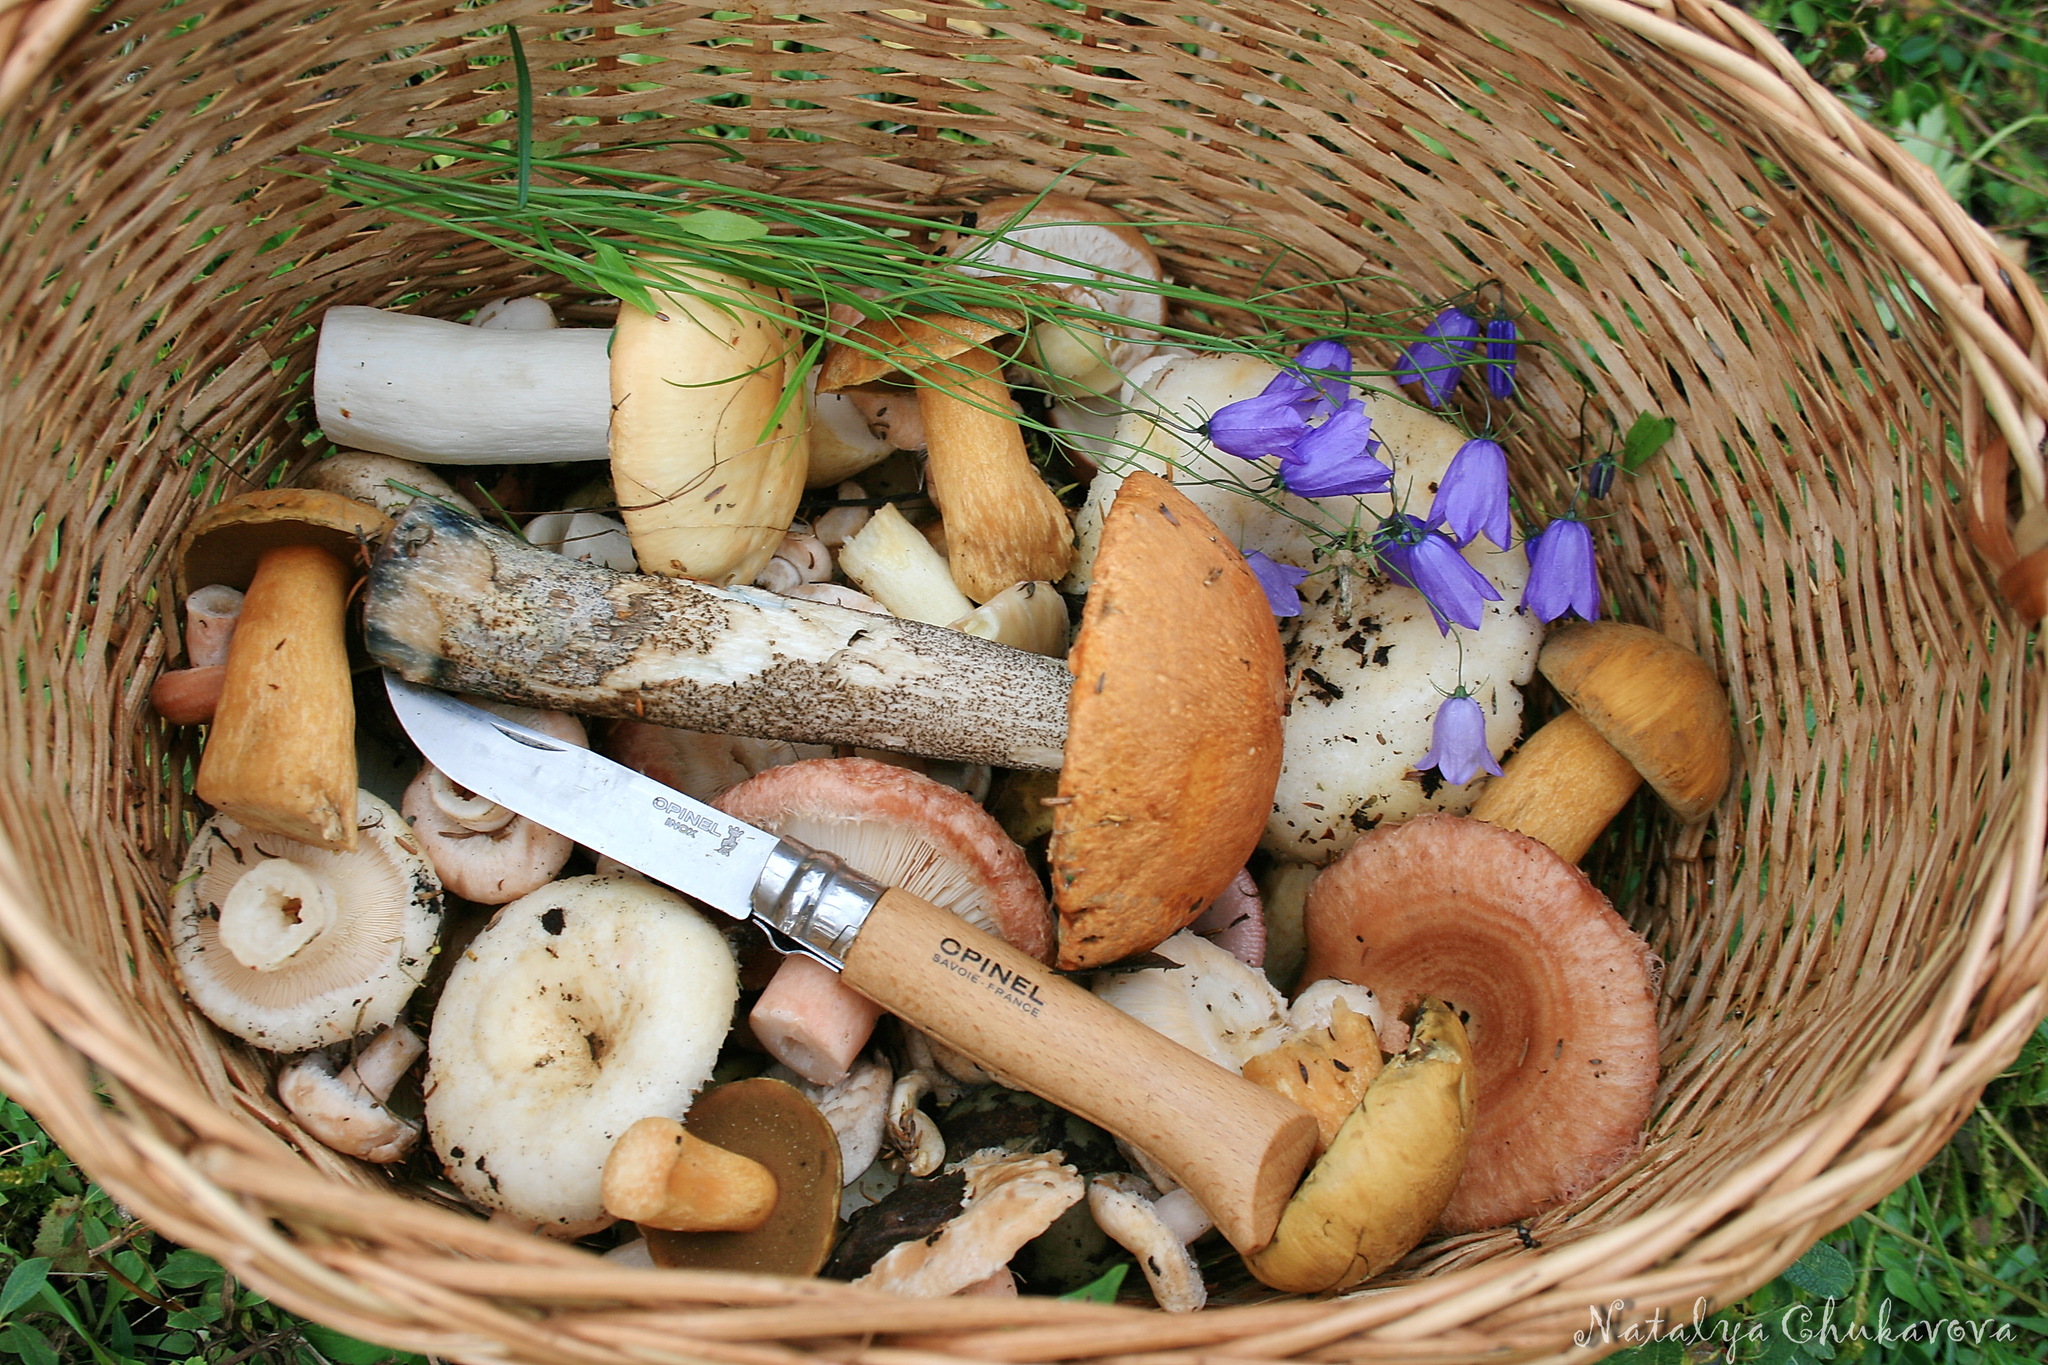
[1279,400,1392,498]
[1373,513,1503,634]
[1395,307,1480,407]
[1583,452,1618,500]
[1483,317,1518,400]
[1208,370,1317,460]
[1428,437,1512,550]
[1416,690,1504,786]
[1243,550,1311,617]
[1522,515,1602,622]
[1293,338,1353,415]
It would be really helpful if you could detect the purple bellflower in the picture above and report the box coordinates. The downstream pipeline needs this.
[1428,437,1512,550]
[1522,515,1602,622]
[1280,400,1392,498]
[1483,317,1518,400]
[1293,338,1354,414]
[1243,550,1311,617]
[1208,370,1317,460]
[1395,307,1480,407]
[1416,689,1504,786]
[1373,513,1502,634]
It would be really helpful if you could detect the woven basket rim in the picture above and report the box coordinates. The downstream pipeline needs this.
[4,0,2048,1360]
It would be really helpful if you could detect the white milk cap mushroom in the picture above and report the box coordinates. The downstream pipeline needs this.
[425,873,739,1232]
[172,794,441,1052]
[524,510,639,573]
[1089,1172,1209,1312]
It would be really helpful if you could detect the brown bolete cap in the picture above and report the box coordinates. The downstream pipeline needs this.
[642,1077,842,1276]
[1300,813,1661,1234]
[179,488,391,598]
[814,304,1029,393]
[1050,471,1287,970]
[1538,620,1734,823]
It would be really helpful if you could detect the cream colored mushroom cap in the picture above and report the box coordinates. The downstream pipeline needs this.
[425,874,739,1232]
[171,794,441,1053]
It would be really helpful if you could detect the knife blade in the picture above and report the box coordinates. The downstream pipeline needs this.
[386,672,1315,1253]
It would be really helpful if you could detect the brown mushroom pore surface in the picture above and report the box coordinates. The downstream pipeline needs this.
[1300,814,1661,1233]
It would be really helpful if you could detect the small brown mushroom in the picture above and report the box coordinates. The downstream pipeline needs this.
[602,1116,780,1232]
[275,1023,426,1163]
[818,306,1071,602]
[183,489,391,850]
[1469,621,1734,861]
[642,1077,843,1276]
[1050,471,1286,968]
[1240,997,1383,1156]
[1300,814,1660,1233]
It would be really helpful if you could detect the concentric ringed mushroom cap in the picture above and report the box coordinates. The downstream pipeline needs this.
[1537,621,1735,823]
[1050,470,1287,969]
[171,793,441,1053]
[1300,813,1661,1233]
[716,756,1052,958]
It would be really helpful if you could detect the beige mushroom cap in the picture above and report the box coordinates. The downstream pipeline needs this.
[1051,471,1287,968]
[854,1149,1084,1297]
[172,794,441,1053]
[814,306,1028,393]
[1538,621,1735,823]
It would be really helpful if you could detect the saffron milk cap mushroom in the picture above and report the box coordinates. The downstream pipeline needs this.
[425,873,739,1233]
[1300,814,1661,1233]
[1470,621,1736,861]
[1051,471,1286,968]
[172,794,441,1052]
[609,269,809,585]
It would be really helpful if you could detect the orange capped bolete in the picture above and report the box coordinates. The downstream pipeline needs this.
[184,489,391,850]
[1470,620,1734,861]
[1300,814,1660,1233]
[1050,471,1287,969]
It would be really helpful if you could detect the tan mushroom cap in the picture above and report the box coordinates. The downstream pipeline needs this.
[1538,621,1735,823]
[717,756,1053,959]
[179,488,391,599]
[1051,471,1287,969]
[815,305,1029,393]
[1300,814,1661,1234]
[642,1078,842,1276]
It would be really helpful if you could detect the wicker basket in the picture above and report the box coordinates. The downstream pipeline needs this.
[3,0,2046,1359]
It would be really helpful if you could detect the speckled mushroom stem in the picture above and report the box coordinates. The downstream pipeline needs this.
[366,503,1070,770]
[916,348,1075,602]
[1466,709,1641,863]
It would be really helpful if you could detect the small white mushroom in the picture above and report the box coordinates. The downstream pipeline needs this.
[299,452,481,520]
[813,483,873,550]
[276,1024,426,1163]
[1088,1172,1209,1312]
[806,374,897,486]
[524,510,639,573]
[171,794,441,1053]
[402,705,587,904]
[767,1054,894,1181]
[471,296,559,330]
[888,1070,948,1178]
[949,580,1070,658]
[780,582,888,613]
[753,524,834,594]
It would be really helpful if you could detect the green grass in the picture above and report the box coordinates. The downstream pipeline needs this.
[4,1,2046,1359]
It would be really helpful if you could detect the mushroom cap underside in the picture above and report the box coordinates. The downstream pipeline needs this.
[1300,814,1661,1233]
[815,305,1030,392]
[1538,620,1735,824]
[1051,470,1286,969]
[180,488,392,598]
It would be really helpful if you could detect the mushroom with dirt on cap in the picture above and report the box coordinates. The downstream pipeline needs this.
[172,793,441,1053]
[1468,619,1735,861]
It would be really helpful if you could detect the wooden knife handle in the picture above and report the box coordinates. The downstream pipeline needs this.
[839,887,1317,1253]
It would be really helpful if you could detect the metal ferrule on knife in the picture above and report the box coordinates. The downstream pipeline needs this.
[751,842,883,968]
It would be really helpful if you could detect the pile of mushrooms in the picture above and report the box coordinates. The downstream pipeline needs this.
[147,197,1740,1311]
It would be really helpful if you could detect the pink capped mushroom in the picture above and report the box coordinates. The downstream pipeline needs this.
[276,1023,426,1163]
[402,702,587,903]
[716,757,1051,1084]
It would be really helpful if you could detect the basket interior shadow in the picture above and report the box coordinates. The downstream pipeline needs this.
[1,0,2043,1357]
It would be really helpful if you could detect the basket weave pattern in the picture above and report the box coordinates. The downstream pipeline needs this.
[2,0,2047,1360]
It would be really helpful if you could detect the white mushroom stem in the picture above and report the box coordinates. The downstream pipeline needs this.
[218,859,339,972]
[315,306,613,463]
[185,585,245,668]
[275,1024,426,1164]
[888,1072,947,1177]
[751,953,886,1085]
[839,502,976,625]
[814,485,873,550]
[339,1022,427,1097]
[1088,1173,1209,1312]
[950,581,1069,658]
[755,526,834,594]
